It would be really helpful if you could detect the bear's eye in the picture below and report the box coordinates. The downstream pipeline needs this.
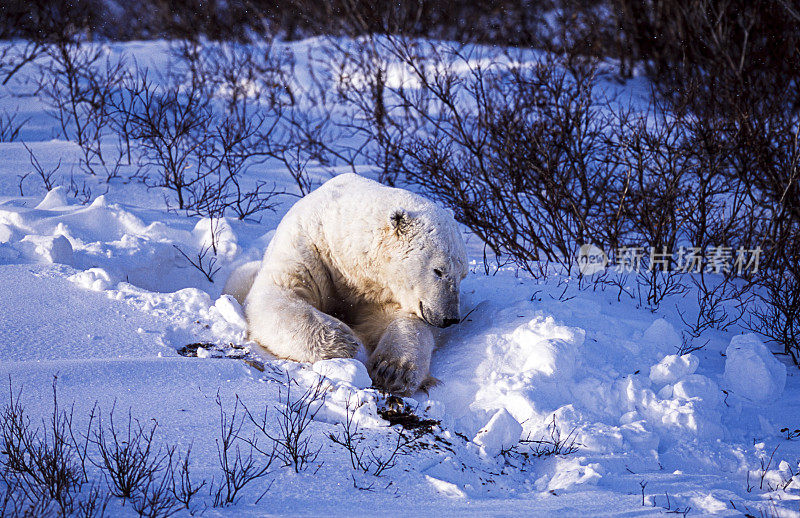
[433,268,443,278]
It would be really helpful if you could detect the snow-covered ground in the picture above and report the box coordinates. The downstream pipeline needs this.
[1,39,799,517]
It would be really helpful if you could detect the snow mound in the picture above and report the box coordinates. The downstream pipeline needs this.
[641,318,682,358]
[69,267,115,291]
[425,475,467,498]
[19,234,73,264]
[313,358,372,389]
[193,217,239,259]
[541,458,603,490]
[0,191,231,291]
[472,408,522,457]
[0,223,11,244]
[672,374,720,405]
[35,186,69,210]
[650,354,699,387]
[212,294,247,329]
[723,333,786,403]
[431,301,728,470]
[430,304,585,435]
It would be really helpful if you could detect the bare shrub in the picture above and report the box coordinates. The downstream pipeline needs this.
[178,108,284,222]
[281,0,551,46]
[0,380,81,514]
[65,172,96,205]
[327,397,369,472]
[39,40,127,178]
[0,463,23,518]
[519,415,580,457]
[173,241,221,284]
[89,404,205,516]
[244,379,325,474]
[320,36,398,185]
[89,406,167,501]
[606,103,690,307]
[745,124,800,365]
[207,113,284,220]
[174,37,358,210]
[172,39,296,115]
[0,378,102,516]
[336,39,629,276]
[2,0,553,46]
[74,483,110,518]
[0,0,98,85]
[0,379,213,517]
[212,393,274,507]
[20,142,61,193]
[0,41,45,86]
[177,39,360,197]
[0,0,105,43]
[168,447,205,514]
[752,269,800,365]
[607,0,800,361]
[613,0,800,113]
[328,399,420,480]
[677,274,750,355]
[118,44,288,218]
[129,447,182,518]
[119,71,214,210]
[327,396,418,477]
[0,109,26,142]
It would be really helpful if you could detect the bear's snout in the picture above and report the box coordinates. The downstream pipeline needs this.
[441,317,460,328]
[419,300,461,328]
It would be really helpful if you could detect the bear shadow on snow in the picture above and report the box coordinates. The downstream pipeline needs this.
[224,173,468,395]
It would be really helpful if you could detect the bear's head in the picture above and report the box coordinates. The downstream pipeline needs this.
[380,208,468,328]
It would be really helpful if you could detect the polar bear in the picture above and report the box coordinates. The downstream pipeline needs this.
[224,173,467,394]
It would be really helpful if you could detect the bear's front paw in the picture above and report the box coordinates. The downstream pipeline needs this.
[368,353,424,395]
[313,321,361,360]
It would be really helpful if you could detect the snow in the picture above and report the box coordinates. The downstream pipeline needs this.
[650,354,700,387]
[213,294,248,329]
[472,409,523,457]
[424,475,467,498]
[312,358,373,389]
[724,333,787,404]
[0,223,11,243]
[0,264,171,361]
[35,185,69,209]
[0,38,798,517]
[69,266,115,291]
[193,217,240,259]
[641,318,683,361]
[20,232,74,264]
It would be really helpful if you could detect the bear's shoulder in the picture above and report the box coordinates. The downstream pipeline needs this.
[317,174,435,212]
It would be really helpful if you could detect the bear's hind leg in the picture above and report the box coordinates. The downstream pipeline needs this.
[367,315,435,395]
[245,286,361,362]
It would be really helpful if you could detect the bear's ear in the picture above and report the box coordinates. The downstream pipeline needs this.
[389,209,411,236]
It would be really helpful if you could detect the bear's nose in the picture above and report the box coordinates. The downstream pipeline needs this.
[442,318,460,328]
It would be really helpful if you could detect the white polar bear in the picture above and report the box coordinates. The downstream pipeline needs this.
[224,173,467,394]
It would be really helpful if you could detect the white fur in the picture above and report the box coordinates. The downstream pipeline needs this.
[222,260,260,304]
[225,173,467,394]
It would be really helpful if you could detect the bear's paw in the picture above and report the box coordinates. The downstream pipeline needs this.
[368,353,425,395]
[311,319,362,361]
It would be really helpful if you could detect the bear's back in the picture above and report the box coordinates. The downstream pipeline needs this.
[312,173,434,215]
[265,173,463,274]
